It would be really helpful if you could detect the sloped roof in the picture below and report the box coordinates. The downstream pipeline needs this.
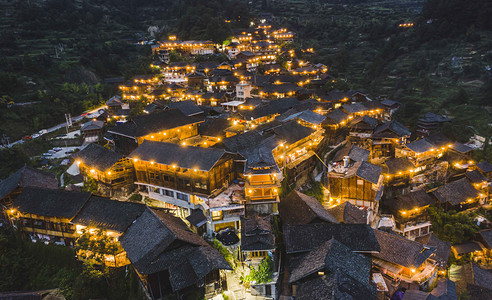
[166,100,203,116]
[108,108,203,138]
[284,223,380,254]
[386,190,436,212]
[326,201,367,224]
[280,110,326,125]
[372,120,411,138]
[81,120,104,131]
[234,97,300,120]
[73,143,123,172]
[325,109,348,124]
[478,229,492,248]
[373,229,436,269]
[346,161,382,184]
[129,140,228,172]
[0,166,58,199]
[465,170,487,184]
[289,238,371,284]
[271,120,315,145]
[405,139,434,153]
[106,95,122,106]
[240,215,275,251]
[71,196,146,232]
[293,271,377,300]
[332,143,370,163]
[342,102,369,114]
[13,187,90,219]
[416,233,451,270]
[431,178,479,206]
[186,209,207,227]
[279,191,338,225]
[430,278,458,300]
[477,161,492,173]
[384,157,415,175]
[120,208,230,291]
[198,118,230,137]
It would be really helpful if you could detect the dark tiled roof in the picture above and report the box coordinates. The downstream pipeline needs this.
[472,263,492,289]
[240,215,275,251]
[451,142,473,154]
[425,133,452,148]
[81,120,104,131]
[348,115,378,130]
[280,110,326,125]
[342,102,369,114]
[467,284,492,300]
[222,130,265,153]
[477,161,492,173]
[332,143,370,163]
[405,139,434,153]
[372,120,411,138]
[108,108,203,138]
[478,229,492,248]
[186,209,207,227]
[73,143,123,172]
[430,279,458,300]
[284,223,380,254]
[198,118,230,137]
[241,136,280,175]
[166,100,203,116]
[384,157,415,175]
[234,98,300,120]
[386,190,436,212]
[431,178,479,206]
[120,208,230,289]
[0,166,58,199]
[325,109,348,124]
[13,187,90,219]
[326,201,367,224]
[294,272,377,300]
[71,197,146,232]
[465,170,487,184]
[279,191,338,225]
[416,233,451,270]
[271,120,315,145]
[289,238,371,284]
[346,161,382,184]
[373,229,436,269]
[452,242,482,255]
[106,95,122,106]
[129,140,228,171]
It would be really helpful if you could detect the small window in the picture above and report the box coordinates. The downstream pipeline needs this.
[357,179,364,185]
[211,211,223,221]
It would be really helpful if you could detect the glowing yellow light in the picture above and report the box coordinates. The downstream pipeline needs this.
[90,169,95,173]
[10,209,14,214]
[134,158,138,162]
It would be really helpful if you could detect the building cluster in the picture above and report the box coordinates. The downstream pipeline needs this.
[1,16,492,300]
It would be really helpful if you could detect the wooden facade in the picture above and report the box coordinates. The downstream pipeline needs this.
[134,157,234,197]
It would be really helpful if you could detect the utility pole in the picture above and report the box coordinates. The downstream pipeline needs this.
[2,134,10,147]
[65,113,72,134]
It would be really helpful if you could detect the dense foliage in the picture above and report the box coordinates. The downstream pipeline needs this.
[428,206,479,244]
[0,230,145,299]
[244,256,274,284]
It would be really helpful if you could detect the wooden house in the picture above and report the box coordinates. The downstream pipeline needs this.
[288,238,376,300]
[107,108,204,154]
[10,187,90,246]
[71,196,146,267]
[119,207,231,298]
[279,190,338,225]
[0,165,58,207]
[74,143,135,197]
[369,120,411,160]
[430,178,482,210]
[129,141,234,215]
[106,96,123,116]
[81,120,104,143]
[372,229,438,290]
[327,161,383,222]
[384,190,436,240]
